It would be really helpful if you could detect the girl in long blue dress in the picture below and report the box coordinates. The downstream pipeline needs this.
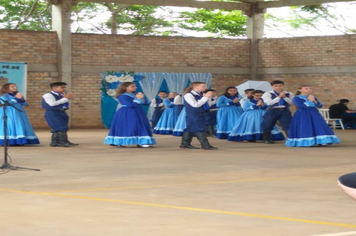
[228,90,284,142]
[285,85,340,147]
[104,82,156,148]
[153,92,178,135]
[172,107,186,137]
[0,83,40,145]
[216,87,244,139]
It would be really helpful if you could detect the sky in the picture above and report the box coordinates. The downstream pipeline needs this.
[70,1,356,38]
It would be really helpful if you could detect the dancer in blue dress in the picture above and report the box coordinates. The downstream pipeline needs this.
[104,82,156,148]
[227,90,285,142]
[153,92,178,135]
[172,107,186,137]
[285,85,340,147]
[0,83,40,145]
[216,87,244,139]
[174,93,184,116]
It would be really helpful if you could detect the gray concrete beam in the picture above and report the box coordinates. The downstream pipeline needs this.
[52,0,72,88]
[27,64,356,75]
[51,0,73,124]
[28,63,58,72]
[257,65,356,74]
[72,65,251,75]
[258,0,356,9]
[246,4,265,80]
[73,65,356,75]
[79,0,251,12]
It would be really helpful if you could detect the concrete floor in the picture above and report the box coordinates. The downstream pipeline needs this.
[1,129,356,236]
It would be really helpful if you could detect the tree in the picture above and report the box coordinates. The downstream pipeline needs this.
[265,4,356,36]
[177,9,247,37]
[101,4,174,36]
[0,0,51,31]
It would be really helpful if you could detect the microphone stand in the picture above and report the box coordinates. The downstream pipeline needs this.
[0,98,40,171]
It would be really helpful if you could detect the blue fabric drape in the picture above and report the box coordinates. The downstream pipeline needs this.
[187,73,213,88]
[163,73,189,94]
[137,72,165,122]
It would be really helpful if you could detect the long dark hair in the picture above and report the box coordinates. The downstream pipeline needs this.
[223,86,238,97]
[185,82,206,94]
[0,83,15,94]
[117,82,135,96]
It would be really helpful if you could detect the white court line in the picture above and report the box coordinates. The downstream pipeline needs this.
[311,231,356,236]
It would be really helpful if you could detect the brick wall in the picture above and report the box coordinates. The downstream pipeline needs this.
[0,30,59,128]
[1,29,356,128]
[72,34,250,68]
[0,30,57,64]
[212,74,250,95]
[71,73,102,128]
[259,35,356,67]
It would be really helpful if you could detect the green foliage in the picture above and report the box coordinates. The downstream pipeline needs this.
[267,4,339,32]
[178,9,247,37]
[105,5,174,36]
[0,0,51,30]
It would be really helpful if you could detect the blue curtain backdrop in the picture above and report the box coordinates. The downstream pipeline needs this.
[101,72,211,128]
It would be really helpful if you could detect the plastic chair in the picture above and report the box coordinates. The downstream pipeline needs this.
[318,109,344,130]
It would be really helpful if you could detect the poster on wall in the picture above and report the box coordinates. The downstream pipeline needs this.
[0,62,27,96]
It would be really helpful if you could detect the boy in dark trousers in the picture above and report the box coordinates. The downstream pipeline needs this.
[42,82,78,147]
[261,80,293,144]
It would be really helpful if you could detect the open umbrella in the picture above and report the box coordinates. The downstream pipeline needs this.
[236,80,272,97]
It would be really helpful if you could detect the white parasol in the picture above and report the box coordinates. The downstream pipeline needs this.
[236,80,272,97]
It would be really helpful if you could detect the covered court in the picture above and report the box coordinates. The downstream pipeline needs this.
[1,129,356,236]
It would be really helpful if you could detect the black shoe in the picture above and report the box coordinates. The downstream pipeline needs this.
[263,131,275,144]
[195,132,216,150]
[179,145,200,149]
[263,139,275,144]
[67,142,79,146]
[110,144,126,148]
[57,131,78,147]
[202,146,218,150]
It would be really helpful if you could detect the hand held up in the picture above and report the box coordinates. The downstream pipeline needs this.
[63,92,74,99]
[136,92,144,99]
[203,91,214,98]
[279,91,286,98]
[232,97,239,103]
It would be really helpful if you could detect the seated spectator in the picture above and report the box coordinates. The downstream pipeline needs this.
[329,99,356,128]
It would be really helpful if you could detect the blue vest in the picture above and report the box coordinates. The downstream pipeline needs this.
[154,98,163,111]
[185,92,206,133]
[42,93,64,111]
[270,92,290,108]
[185,93,205,114]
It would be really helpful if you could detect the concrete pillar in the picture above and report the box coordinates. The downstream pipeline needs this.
[245,4,265,80]
[52,0,72,89]
[51,0,73,124]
